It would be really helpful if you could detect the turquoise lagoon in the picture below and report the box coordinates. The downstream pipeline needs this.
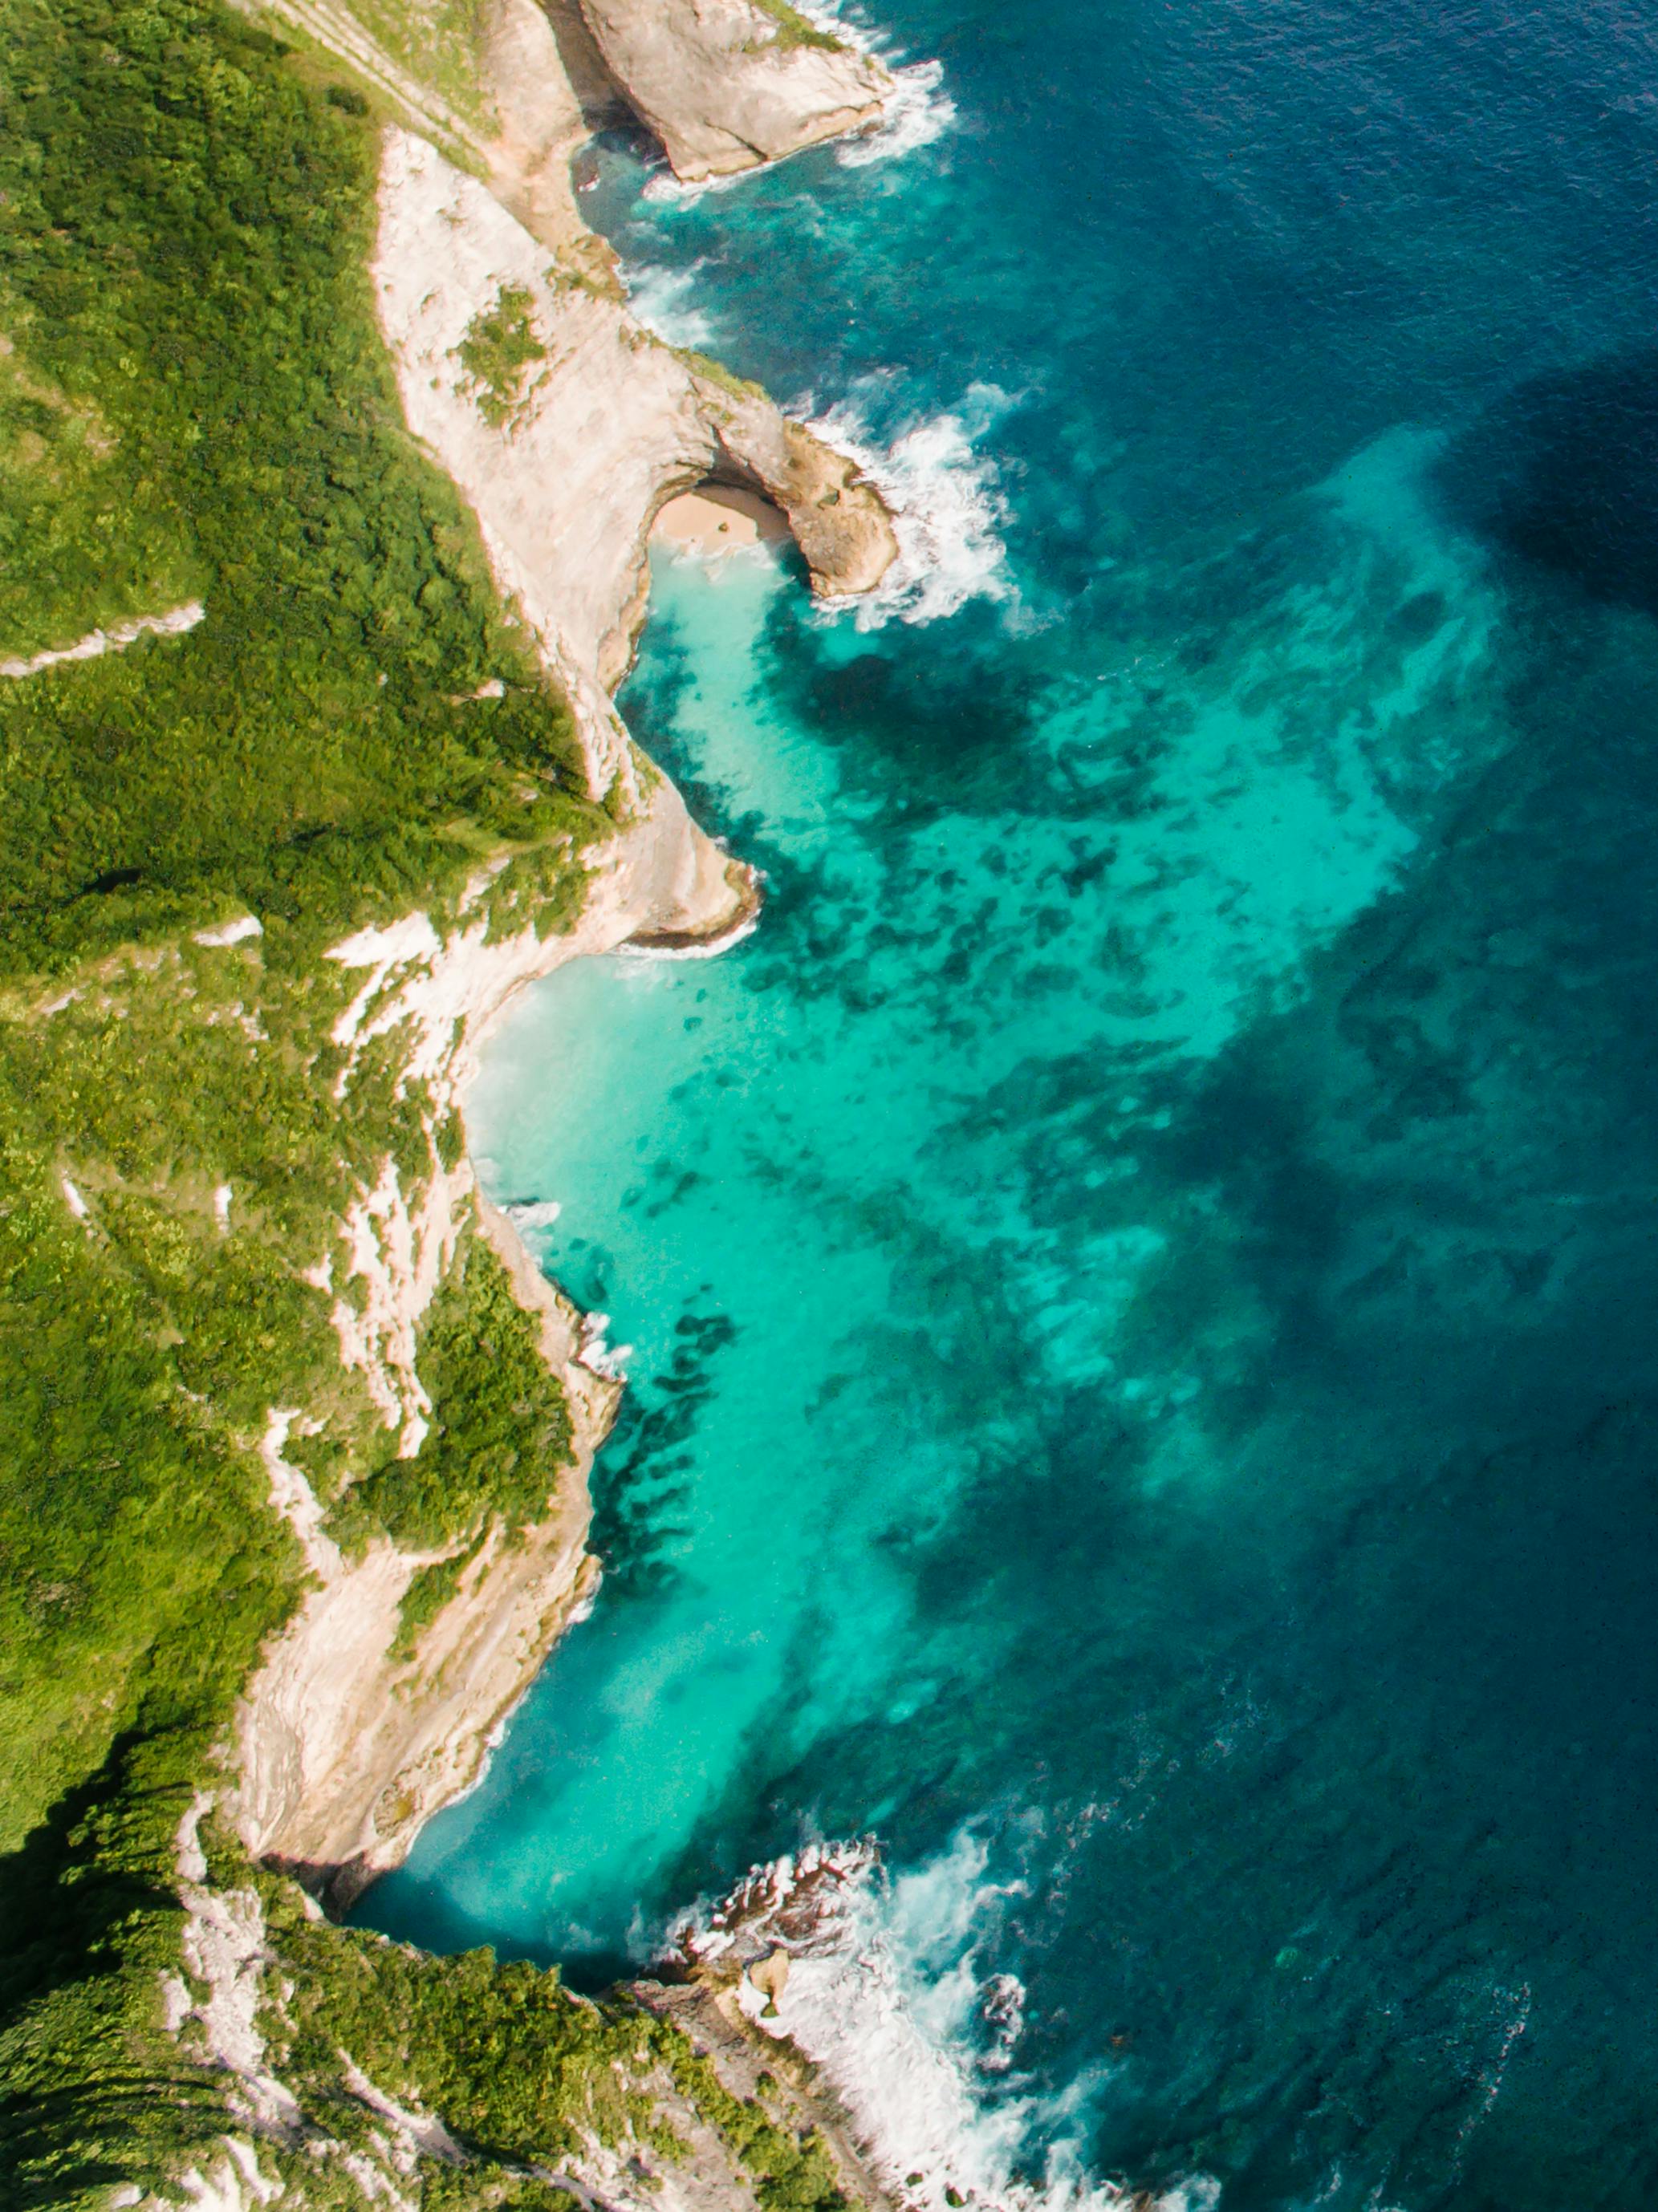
[367,2,1658,2202]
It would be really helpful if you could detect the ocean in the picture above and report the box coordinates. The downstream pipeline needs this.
[361,2,1658,2202]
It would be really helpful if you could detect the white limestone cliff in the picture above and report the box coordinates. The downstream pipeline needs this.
[372,121,893,798]
[233,0,892,1903]
[234,779,756,1897]
[576,0,895,181]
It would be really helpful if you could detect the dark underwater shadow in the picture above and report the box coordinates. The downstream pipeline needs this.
[1439,347,1658,619]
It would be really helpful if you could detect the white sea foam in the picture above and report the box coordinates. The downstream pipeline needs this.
[677,1835,1216,2212]
[624,258,717,345]
[503,1197,563,1232]
[577,1310,633,1380]
[616,896,764,960]
[785,0,956,167]
[803,384,1014,626]
[838,59,955,167]
[640,171,711,208]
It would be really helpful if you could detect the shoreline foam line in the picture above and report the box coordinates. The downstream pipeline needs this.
[790,0,957,168]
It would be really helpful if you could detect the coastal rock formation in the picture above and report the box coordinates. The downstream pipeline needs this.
[575,0,895,181]
[237,0,896,1910]
[235,778,756,1901]
[703,377,901,598]
[2,2,919,2203]
[483,0,632,250]
[373,126,895,796]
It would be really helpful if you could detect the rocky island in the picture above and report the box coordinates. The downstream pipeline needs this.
[0,0,905,2205]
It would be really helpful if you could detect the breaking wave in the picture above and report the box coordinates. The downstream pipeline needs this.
[838,59,956,168]
[623,258,717,345]
[674,1837,1216,2212]
[778,0,957,168]
[801,384,1016,625]
[502,1197,563,1233]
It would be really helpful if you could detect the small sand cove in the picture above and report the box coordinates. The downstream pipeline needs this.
[652,485,790,555]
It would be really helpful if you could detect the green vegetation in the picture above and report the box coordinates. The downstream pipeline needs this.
[0,0,600,983]
[390,1547,473,1662]
[456,286,549,431]
[272,1909,668,2165]
[747,0,844,55]
[0,1731,262,2207]
[270,1920,855,2212]
[656,2035,850,2212]
[0,3,622,2201]
[0,1016,303,1852]
[0,339,200,664]
[335,1232,575,1554]
[2,1764,694,2210]
[675,347,769,404]
[0,0,616,1840]
[343,0,494,132]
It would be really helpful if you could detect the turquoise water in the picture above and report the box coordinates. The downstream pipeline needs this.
[366,2,1658,2202]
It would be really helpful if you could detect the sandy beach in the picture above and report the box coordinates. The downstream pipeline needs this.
[652,485,792,554]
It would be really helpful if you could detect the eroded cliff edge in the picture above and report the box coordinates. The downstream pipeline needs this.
[231,0,898,1910]
[574,0,896,182]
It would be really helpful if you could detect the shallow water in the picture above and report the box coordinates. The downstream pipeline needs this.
[364,2,1658,2202]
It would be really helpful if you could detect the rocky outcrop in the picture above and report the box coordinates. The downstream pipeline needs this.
[151,1792,888,2212]
[639,1975,900,2212]
[1,599,205,681]
[700,379,900,599]
[481,0,631,258]
[575,0,893,181]
[373,125,895,796]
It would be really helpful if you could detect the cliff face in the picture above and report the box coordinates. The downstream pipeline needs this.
[228,0,903,1904]
[230,71,897,1897]
[373,118,893,802]
[150,1784,895,2212]
[2,3,910,2206]
[575,0,894,181]
[234,779,755,1902]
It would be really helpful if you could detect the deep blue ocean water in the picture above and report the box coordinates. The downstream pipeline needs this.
[364,2,1658,2202]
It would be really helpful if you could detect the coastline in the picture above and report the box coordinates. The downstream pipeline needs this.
[231,0,895,1910]
[652,485,795,555]
[0,6,920,2206]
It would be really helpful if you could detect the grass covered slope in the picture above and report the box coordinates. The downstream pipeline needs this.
[0,6,869,2206]
[0,5,754,2206]
[0,0,600,1865]
[0,0,597,981]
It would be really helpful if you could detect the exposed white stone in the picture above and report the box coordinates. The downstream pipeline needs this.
[576,0,893,181]
[340,2057,465,2170]
[260,1412,340,1579]
[163,1800,304,2142]
[372,128,893,798]
[0,599,205,682]
[194,915,263,949]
